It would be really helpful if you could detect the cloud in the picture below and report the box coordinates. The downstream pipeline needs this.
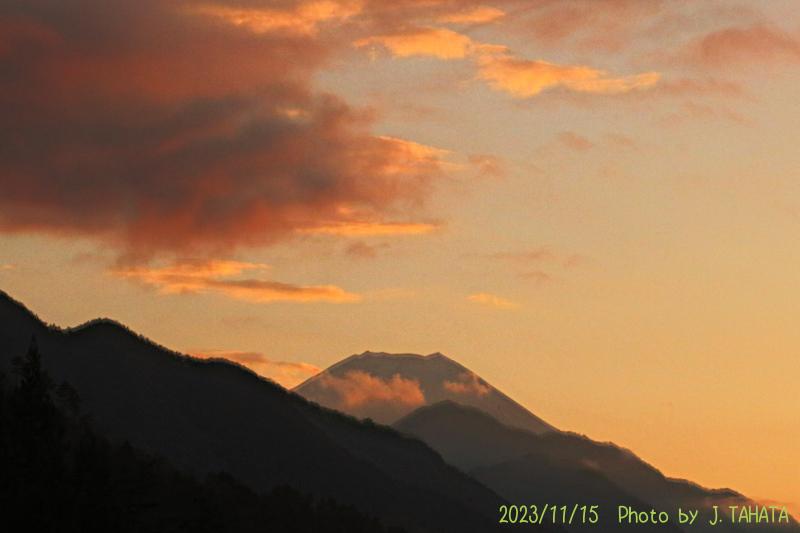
[476,54,660,98]
[190,0,363,36]
[110,260,359,303]
[354,26,489,59]
[468,154,507,179]
[481,248,588,283]
[514,0,671,51]
[444,372,491,396]
[684,24,800,68]
[353,22,659,99]
[345,241,390,259]
[190,350,320,388]
[299,221,438,236]
[487,248,588,268]
[604,133,639,150]
[436,7,505,25]
[467,293,520,309]
[316,370,426,408]
[519,270,552,284]
[1,264,15,271]
[0,0,448,258]
[649,77,745,98]
[558,132,594,151]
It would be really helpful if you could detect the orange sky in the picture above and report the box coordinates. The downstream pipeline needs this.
[1,0,799,515]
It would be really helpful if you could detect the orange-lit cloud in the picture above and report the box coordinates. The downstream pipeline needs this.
[467,293,520,309]
[110,260,359,303]
[353,23,658,99]
[1,264,15,271]
[444,372,491,396]
[191,1,363,36]
[436,7,506,25]
[477,54,660,97]
[190,350,321,388]
[300,221,438,236]
[0,0,448,258]
[316,370,426,408]
[111,260,267,293]
[354,27,482,59]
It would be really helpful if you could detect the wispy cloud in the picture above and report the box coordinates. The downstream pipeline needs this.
[437,7,506,25]
[345,241,390,259]
[299,221,438,236]
[316,370,426,408]
[518,270,552,284]
[476,54,660,98]
[190,350,320,388]
[110,260,359,303]
[479,247,589,282]
[487,248,589,269]
[444,372,491,396]
[353,24,658,99]
[468,154,508,179]
[354,27,483,59]
[467,293,520,309]
[557,132,595,151]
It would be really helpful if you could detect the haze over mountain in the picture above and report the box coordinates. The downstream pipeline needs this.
[294,351,555,433]
[0,290,542,533]
[394,401,800,533]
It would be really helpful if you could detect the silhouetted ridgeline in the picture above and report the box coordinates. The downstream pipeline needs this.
[0,291,543,533]
[0,340,406,533]
[394,401,800,533]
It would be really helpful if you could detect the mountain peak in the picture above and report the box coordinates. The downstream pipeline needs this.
[294,350,555,433]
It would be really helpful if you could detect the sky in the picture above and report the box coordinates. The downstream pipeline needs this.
[1,0,799,514]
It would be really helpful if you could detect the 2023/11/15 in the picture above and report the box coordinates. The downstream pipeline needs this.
[499,504,599,525]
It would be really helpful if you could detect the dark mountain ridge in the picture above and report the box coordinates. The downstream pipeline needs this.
[0,346,409,533]
[0,290,548,533]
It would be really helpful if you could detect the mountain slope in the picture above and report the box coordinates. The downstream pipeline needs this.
[395,401,800,533]
[294,351,554,433]
[0,290,544,533]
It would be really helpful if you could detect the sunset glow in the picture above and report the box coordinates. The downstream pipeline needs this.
[1,0,799,515]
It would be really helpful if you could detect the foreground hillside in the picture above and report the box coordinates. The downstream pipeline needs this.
[0,290,538,533]
[0,345,406,533]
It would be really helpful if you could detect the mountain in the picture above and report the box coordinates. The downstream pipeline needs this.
[0,352,411,533]
[293,351,555,433]
[0,290,550,533]
[395,401,800,533]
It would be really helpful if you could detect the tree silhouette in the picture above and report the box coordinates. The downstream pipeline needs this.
[12,335,56,420]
